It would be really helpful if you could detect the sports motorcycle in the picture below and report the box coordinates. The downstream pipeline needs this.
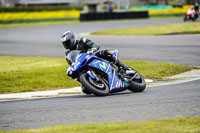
[66,50,146,96]
[184,8,199,21]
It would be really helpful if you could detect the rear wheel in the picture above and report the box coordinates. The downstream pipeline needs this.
[192,17,196,21]
[126,69,146,92]
[79,73,109,96]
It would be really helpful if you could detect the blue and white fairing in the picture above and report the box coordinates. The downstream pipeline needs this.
[66,52,88,78]
[87,59,130,92]
[66,50,130,92]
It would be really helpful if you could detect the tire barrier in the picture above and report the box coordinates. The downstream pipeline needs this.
[80,11,149,21]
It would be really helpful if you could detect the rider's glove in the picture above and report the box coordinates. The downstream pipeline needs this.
[87,48,97,55]
[66,66,73,76]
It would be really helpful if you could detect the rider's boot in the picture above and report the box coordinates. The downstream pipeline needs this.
[97,49,136,74]
[115,60,136,74]
[110,50,136,74]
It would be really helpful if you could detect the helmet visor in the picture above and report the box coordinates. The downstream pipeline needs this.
[62,39,72,49]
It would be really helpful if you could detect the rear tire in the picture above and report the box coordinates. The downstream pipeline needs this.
[79,73,109,96]
[127,70,146,93]
[192,17,196,21]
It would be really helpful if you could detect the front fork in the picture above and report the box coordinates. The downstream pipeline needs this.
[87,68,109,85]
[87,69,96,80]
[87,68,107,89]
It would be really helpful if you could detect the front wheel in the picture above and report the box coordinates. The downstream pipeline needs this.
[127,70,146,93]
[79,73,109,96]
[183,16,187,21]
[81,86,92,95]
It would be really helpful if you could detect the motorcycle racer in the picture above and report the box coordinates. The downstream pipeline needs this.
[61,31,131,72]
[194,2,199,17]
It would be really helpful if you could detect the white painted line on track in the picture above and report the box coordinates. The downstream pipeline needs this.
[148,77,200,87]
[0,77,199,101]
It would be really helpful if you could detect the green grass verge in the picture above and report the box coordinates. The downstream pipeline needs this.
[0,6,83,12]
[122,60,193,79]
[0,14,185,29]
[150,13,185,19]
[0,19,79,29]
[92,22,200,36]
[0,56,80,94]
[0,18,79,24]
[0,56,193,94]
[1,116,200,133]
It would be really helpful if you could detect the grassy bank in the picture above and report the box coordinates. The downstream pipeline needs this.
[0,10,80,22]
[0,56,193,94]
[0,16,186,29]
[1,116,199,133]
[0,7,80,28]
[0,17,185,29]
[0,56,80,94]
[92,22,200,36]
[0,19,79,29]
[150,13,185,19]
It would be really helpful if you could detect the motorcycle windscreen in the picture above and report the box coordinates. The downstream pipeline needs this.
[65,50,81,65]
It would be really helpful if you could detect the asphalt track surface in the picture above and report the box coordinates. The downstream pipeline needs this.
[0,18,199,66]
[0,79,200,130]
[0,18,200,130]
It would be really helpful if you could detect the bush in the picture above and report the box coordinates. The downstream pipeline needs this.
[0,10,80,23]
[0,5,83,12]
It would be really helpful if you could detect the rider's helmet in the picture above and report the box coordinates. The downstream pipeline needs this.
[61,31,76,50]
[194,2,199,9]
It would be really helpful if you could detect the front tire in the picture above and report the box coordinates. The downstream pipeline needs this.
[79,73,109,96]
[81,86,92,95]
[127,70,146,93]
[183,16,187,21]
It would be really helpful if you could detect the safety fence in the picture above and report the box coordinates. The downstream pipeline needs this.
[80,11,149,21]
